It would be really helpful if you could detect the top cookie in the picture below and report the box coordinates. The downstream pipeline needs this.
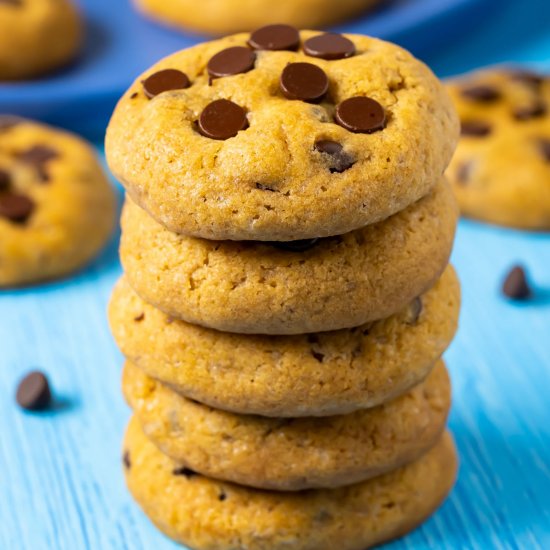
[446,67,550,229]
[106,28,459,241]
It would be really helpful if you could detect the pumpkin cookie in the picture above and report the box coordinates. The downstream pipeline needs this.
[123,418,457,550]
[0,117,116,286]
[446,67,550,229]
[109,265,460,417]
[106,29,459,241]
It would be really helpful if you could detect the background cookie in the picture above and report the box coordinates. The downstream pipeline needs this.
[0,0,81,80]
[446,67,550,229]
[106,29,459,241]
[124,418,457,550]
[124,360,450,491]
[133,0,379,35]
[0,117,116,286]
[109,265,460,417]
[120,178,457,335]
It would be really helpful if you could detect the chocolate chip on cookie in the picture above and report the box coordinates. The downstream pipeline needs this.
[460,85,501,102]
[508,69,544,88]
[280,62,329,103]
[16,371,51,411]
[142,69,191,99]
[207,47,255,79]
[537,138,550,162]
[335,97,386,133]
[502,265,531,300]
[0,0,22,6]
[456,160,474,184]
[0,169,11,191]
[0,192,35,223]
[248,24,300,51]
[303,33,356,60]
[123,451,131,469]
[314,140,355,173]
[460,120,492,137]
[17,145,59,182]
[198,99,248,140]
[173,467,197,478]
[512,102,547,121]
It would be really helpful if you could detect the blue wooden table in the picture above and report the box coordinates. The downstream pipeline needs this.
[1,1,549,549]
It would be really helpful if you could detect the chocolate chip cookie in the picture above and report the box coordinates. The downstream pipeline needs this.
[0,0,81,80]
[124,417,457,550]
[106,29,459,241]
[0,117,116,286]
[109,265,460,417]
[446,67,550,229]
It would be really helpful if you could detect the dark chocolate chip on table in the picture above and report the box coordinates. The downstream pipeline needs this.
[269,239,320,252]
[314,140,355,173]
[537,138,550,162]
[512,102,547,121]
[207,47,255,79]
[16,371,52,411]
[248,24,300,51]
[460,85,501,102]
[280,62,329,103]
[460,120,492,137]
[142,69,191,98]
[335,97,386,134]
[303,33,356,60]
[502,265,531,300]
[0,192,34,223]
[0,168,11,191]
[198,99,248,140]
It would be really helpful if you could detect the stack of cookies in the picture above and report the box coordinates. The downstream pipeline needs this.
[106,26,461,550]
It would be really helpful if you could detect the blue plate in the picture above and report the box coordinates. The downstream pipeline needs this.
[0,0,496,139]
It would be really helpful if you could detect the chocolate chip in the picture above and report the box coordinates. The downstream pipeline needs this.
[134,313,145,322]
[0,192,34,223]
[512,102,547,121]
[460,120,492,137]
[123,451,131,469]
[255,183,278,192]
[303,33,356,60]
[460,85,501,102]
[456,161,474,184]
[0,169,11,191]
[508,69,544,88]
[0,0,22,6]
[130,92,138,99]
[248,24,299,51]
[173,467,197,478]
[198,99,248,140]
[207,47,255,79]
[218,491,227,501]
[405,297,423,325]
[142,69,190,99]
[17,145,59,182]
[269,238,320,252]
[16,371,51,411]
[280,63,328,103]
[335,97,386,134]
[314,140,355,173]
[502,265,531,300]
[537,138,550,162]
[311,351,325,362]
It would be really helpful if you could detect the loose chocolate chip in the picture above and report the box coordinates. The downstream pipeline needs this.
[537,138,550,162]
[461,85,501,102]
[16,371,51,411]
[0,169,11,191]
[512,102,547,121]
[173,467,197,478]
[198,99,248,140]
[142,69,191,99]
[123,451,131,469]
[17,145,59,182]
[460,120,492,137]
[248,24,300,51]
[269,238,320,252]
[314,140,355,173]
[207,47,255,79]
[335,97,386,134]
[0,192,34,223]
[405,297,423,325]
[508,69,544,88]
[280,63,328,103]
[502,265,531,300]
[134,313,145,322]
[303,33,356,60]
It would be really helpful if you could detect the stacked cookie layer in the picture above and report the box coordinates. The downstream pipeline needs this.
[106,26,460,550]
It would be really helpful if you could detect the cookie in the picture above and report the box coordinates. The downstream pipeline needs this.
[0,117,116,286]
[133,0,379,35]
[124,359,450,491]
[0,0,81,80]
[119,177,457,335]
[106,29,459,241]
[124,417,457,550]
[446,67,550,229]
[109,265,460,417]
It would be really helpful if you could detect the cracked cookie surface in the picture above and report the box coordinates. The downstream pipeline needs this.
[109,265,460,417]
[106,29,459,241]
[124,417,457,550]
[446,67,550,229]
[0,117,116,286]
